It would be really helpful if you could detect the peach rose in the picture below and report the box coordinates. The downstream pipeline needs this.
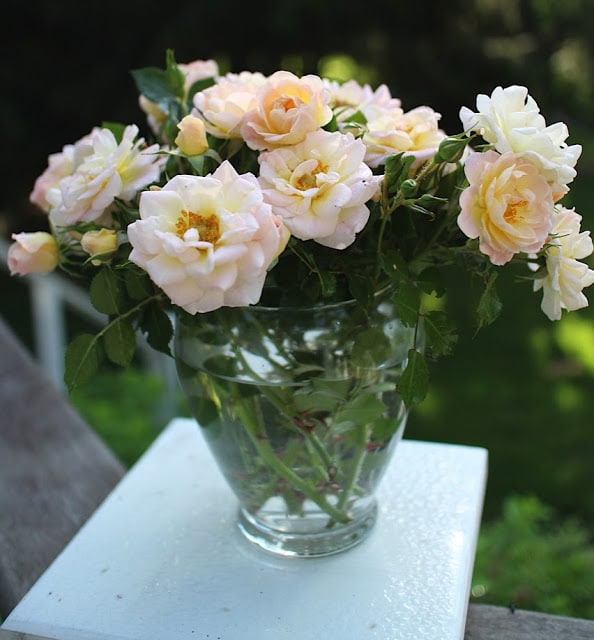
[192,71,267,139]
[460,85,582,198]
[241,71,333,150]
[458,150,554,265]
[362,105,447,169]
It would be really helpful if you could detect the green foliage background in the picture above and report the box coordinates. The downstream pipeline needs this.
[2,0,594,619]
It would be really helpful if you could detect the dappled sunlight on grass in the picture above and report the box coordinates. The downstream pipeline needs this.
[555,315,594,375]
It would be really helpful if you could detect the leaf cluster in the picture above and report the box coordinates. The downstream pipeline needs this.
[65,264,173,390]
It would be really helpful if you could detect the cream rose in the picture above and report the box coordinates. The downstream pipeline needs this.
[257,129,379,249]
[362,105,447,169]
[8,232,59,275]
[241,71,333,150]
[47,125,164,227]
[460,85,582,198]
[323,79,401,126]
[127,161,288,313]
[532,206,594,320]
[192,71,267,139]
[458,150,554,265]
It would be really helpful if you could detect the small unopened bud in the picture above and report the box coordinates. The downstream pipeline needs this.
[434,136,469,163]
[81,229,118,265]
[8,232,59,276]
[175,115,209,156]
[400,179,418,197]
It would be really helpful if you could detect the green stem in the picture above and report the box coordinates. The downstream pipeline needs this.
[232,386,352,524]
[335,423,370,514]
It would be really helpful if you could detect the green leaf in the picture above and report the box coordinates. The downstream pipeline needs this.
[417,267,446,297]
[477,271,502,329]
[123,267,153,301]
[64,334,101,391]
[90,268,125,315]
[318,269,337,298]
[415,193,448,208]
[352,327,391,367]
[165,49,185,98]
[370,416,401,441]
[103,318,137,367]
[140,304,173,356]
[334,393,387,425]
[186,76,216,101]
[130,67,178,104]
[347,273,373,308]
[311,378,352,400]
[392,282,420,327]
[384,153,416,196]
[381,249,410,282]
[293,389,342,413]
[397,349,429,407]
[423,309,458,358]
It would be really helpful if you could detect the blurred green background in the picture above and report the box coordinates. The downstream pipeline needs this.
[2,0,594,618]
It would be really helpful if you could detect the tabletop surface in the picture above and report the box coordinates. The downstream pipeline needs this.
[2,417,488,640]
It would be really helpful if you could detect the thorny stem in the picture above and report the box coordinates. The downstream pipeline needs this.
[231,384,352,524]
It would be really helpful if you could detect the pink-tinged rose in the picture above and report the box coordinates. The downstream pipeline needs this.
[323,79,401,126]
[80,229,119,263]
[178,59,219,89]
[458,150,554,265]
[192,71,267,139]
[8,232,59,275]
[30,131,95,212]
[47,125,164,227]
[532,206,594,320]
[127,161,288,314]
[241,71,333,150]
[460,85,582,197]
[363,105,447,169]
[175,115,209,156]
[258,129,379,249]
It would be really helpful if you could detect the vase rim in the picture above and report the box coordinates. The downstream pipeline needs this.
[234,282,395,314]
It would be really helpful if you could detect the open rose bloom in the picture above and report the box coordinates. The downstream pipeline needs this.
[6,53,594,389]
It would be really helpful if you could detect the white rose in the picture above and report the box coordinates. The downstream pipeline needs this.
[460,85,582,198]
[127,161,288,314]
[193,71,267,139]
[532,206,594,320]
[47,125,164,226]
[258,129,379,249]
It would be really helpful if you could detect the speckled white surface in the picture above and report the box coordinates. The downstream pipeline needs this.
[2,417,487,640]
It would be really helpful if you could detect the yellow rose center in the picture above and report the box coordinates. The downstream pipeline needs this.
[176,210,221,244]
[504,199,527,224]
[295,161,328,191]
[277,95,298,112]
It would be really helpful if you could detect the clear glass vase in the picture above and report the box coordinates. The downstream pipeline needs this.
[174,287,417,557]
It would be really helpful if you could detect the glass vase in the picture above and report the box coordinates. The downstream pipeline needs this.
[174,287,418,557]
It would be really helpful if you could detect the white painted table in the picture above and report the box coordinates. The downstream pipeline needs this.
[1,417,488,640]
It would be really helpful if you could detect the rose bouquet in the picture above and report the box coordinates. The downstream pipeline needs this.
[8,51,592,401]
[6,50,594,554]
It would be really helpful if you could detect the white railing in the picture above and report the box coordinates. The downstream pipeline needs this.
[0,237,178,402]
